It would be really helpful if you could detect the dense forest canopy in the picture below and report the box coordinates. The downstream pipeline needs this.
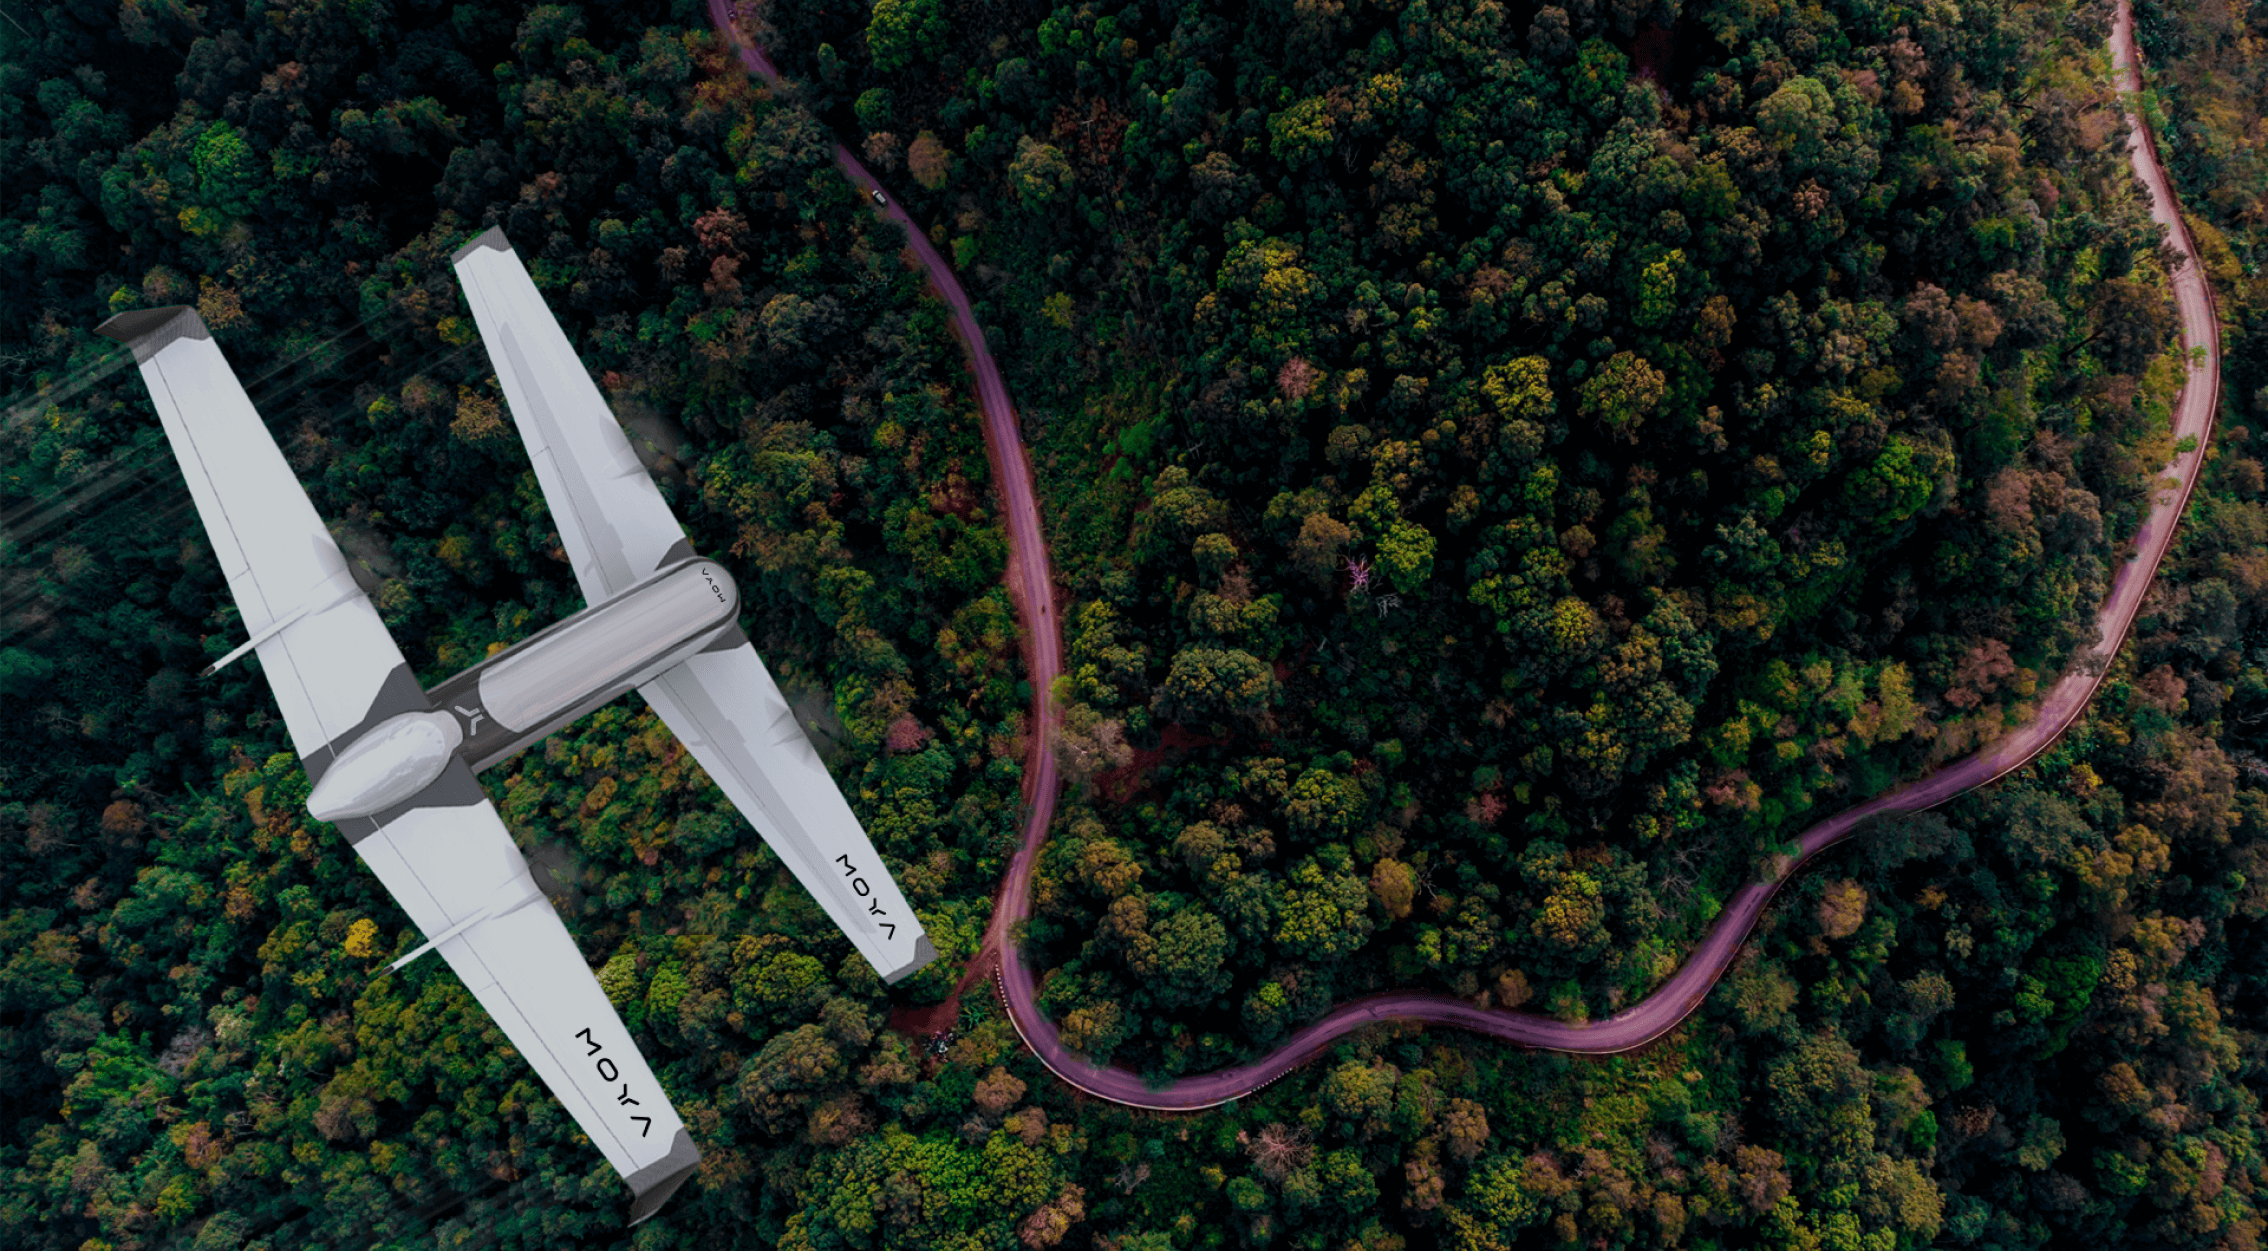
[2,0,2268,1248]
[761,0,2200,1068]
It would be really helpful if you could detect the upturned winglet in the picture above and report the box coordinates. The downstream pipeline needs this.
[624,1127,702,1226]
[93,305,210,365]
[881,934,939,986]
[450,225,514,266]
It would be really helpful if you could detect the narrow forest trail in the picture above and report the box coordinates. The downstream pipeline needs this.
[708,0,2222,1110]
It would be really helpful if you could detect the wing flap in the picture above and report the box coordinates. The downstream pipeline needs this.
[451,229,688,605]
[640,645,936,984]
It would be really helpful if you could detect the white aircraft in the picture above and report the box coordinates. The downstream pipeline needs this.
[94,226,934,1225]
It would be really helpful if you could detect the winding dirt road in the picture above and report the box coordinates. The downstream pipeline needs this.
[709,0,2221,1109]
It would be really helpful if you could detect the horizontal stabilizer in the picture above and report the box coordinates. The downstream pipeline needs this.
[452,232,691,606]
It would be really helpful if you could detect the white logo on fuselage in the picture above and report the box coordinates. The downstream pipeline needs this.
[454,704,486,735]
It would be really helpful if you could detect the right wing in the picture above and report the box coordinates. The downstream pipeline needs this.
[93,306,423,763]
[351,765,699,1225]
[641,645,937,984]
[450,227,934,985]
[450,228,692,605]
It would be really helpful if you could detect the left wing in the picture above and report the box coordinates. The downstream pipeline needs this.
[93,306,419,763]
[352,765,701,1225]
[450,228,691,605]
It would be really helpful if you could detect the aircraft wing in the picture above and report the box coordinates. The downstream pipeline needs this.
[640,644,937,984]
[98,307,698,1225]
[450,228,692,605]
[451,227,934,986]
[92,307,424,765]
[351,765,700,1225]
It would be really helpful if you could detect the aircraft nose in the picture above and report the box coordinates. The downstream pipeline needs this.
[307,711,465,822]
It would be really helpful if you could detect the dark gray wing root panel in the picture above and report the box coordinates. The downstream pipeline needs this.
[298,663,429,787]
[360,759,492,840]
[699,618,749,654]
[94,305,211,363]
[624,1127,702,1226]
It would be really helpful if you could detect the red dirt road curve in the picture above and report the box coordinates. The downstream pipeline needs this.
[709,0,2221,1110]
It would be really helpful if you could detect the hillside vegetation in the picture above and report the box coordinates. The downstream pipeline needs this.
[3,0,2268,1249]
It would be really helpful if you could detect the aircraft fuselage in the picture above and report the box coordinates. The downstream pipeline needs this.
[307,557,741,821]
